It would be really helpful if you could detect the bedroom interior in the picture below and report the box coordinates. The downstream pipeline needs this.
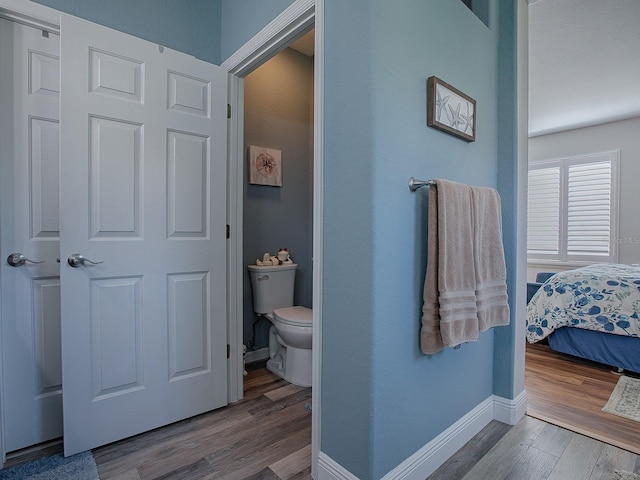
[525,0,640,456]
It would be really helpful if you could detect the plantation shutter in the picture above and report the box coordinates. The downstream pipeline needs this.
[566,160,613,258]
[527,165,561,258]
[527,151,618,264]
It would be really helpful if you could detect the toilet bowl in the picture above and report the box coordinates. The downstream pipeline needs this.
[266,306,312,386]
[248,264,313,387]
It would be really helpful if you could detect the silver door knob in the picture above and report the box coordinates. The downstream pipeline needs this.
[67,253,103,268]
[7,253,44,267]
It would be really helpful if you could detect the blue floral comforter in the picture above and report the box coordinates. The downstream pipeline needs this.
[526,264,640,343]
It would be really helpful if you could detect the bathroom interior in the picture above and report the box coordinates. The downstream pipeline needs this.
[242,31,315,386]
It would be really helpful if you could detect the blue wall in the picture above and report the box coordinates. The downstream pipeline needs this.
[495,0,519,399]
[322,2,376,471]
[243,48,314,349]
[33,0,221,64]
[321,1,518,477]
[220,0,295,62]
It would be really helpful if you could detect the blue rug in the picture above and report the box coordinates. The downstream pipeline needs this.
[0,452,99,479]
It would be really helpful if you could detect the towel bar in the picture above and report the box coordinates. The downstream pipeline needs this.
[408,177,435,192]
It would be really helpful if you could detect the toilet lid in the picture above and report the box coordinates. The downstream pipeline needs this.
[273,306,312,327]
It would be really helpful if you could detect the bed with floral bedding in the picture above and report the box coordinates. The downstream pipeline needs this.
[526,263,640,373]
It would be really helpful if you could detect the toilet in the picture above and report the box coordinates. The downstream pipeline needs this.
[248,263,313,387]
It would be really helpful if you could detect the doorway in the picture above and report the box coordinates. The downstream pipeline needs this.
[221,2,321,475]
[242,36,314,363]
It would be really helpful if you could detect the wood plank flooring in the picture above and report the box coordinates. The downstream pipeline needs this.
[431,343,640,480]
[6,345,640,479]
[93,362,312,479]
[428,416,640,480]
[525,342,640,455]
[4,362,312,479]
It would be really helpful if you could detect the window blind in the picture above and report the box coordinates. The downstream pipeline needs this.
[566,161,612,257]
[527,151,618,264]
[527,166,560,257]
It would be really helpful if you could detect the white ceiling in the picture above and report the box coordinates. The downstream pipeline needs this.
[529,0,640,137]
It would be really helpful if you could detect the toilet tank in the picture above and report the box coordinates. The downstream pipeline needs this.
[248,264,298,314]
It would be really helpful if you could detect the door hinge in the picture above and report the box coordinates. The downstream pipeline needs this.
[227,344,230,359]
[227,104,231,119]
[226,224,230,239]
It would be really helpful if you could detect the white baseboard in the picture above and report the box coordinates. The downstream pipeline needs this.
[317,452,359,480]
[244,347,269,364]
[380,396,494,480]
[317,392,527,480]
[493,390,528,425]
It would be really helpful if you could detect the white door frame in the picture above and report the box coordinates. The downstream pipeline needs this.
[221,0,322,477]
[515,0,529,401]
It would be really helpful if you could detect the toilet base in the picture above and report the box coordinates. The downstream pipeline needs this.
[267,328,312,387]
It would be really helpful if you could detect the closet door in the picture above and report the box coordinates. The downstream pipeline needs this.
[59,14,228,455]
[0,18,62,452]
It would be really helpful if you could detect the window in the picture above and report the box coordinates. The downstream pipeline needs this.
[527,151,619,264]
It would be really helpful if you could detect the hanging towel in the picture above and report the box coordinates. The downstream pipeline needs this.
[420,185,444,354]
[471,186,510,331]
[420,179,510,355]
[421,179,479,353]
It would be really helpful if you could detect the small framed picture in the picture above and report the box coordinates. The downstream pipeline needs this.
[249,145,282,187]
[427,76,476,142]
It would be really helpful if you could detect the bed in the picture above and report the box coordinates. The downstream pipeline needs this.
[525,263,640,373]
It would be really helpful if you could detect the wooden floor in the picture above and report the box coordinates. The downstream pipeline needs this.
[525,342,640,455]
[428,416,640,480]
[93,362,312,479]
[5,362,312,479]
[430,343,640,480]
[6,346,640,479]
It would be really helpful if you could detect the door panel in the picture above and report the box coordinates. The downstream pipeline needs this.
[59,14,228,456]
[88,116,142,238]
[0,18,62,452]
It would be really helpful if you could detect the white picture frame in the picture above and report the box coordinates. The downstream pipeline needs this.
[249,145,283,187]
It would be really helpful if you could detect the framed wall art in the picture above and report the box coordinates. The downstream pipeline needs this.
[249,145,282,187]
[427,76,476,142]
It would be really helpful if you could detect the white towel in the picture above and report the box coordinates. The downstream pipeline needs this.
[471,186,510,331]
[421,179,478,353]
[420,179,510,354]
[420,185,444,354]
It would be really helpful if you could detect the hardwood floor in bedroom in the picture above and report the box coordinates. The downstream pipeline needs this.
[525,342,640,455]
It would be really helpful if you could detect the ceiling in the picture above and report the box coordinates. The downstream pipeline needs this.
[289,29,314,57]
[529,0,640,136]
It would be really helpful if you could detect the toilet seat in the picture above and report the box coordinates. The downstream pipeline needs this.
[273,306,312,327]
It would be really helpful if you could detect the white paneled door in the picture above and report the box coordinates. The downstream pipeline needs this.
[59,15,228,456]
[1,13,228,457]
[0,18,62,452]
